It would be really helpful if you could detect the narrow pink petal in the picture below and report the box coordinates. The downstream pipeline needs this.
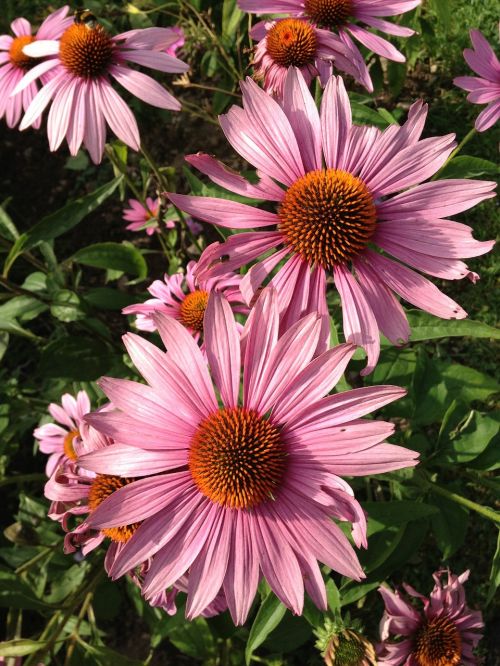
[348,24,405,62]
[353,0,421,17]
[11,58,59,95]
[23,40,59,57]
[37,6,72,40]
[360,15,415,36]
[97,78,140,150]
[362,250,467,319]
[19,71,63,129]
[83,80,106,163]
[282,67,321,172]
[79,444,185,476]
[204,292,240,408]
[110,64,181,111]
[333,264,380,376]
[120,49,189,74]
[337,28,373,92]
[240,246,289,306]
[475,100,500,132]
[321,75,351,169]
[272,343,357,424]
[153,313,219,413]
[224,512,260,625]
[325,442,419,475]
[0,36,14,50]
[67,80,86,155]
[11,18,32,37]
[47,77,76,151]
[290,419,396,455]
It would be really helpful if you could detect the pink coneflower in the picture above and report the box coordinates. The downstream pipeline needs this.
[238,0,420,92]
[168,68,496,374]
[0,6,72,128]
[377,570,484,665]
[123,197,167,235]
[75,288,418,623]
[34,390,91,477]
[122,257,248,344]
[454,28,500,132]
[13,19,189,163]
[250,17,363,96]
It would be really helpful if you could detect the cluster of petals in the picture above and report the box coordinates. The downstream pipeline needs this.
[238,0,421,92]
[168,68,496,374]
[378,570,484,665]
[73,288,418,624]
[123,197,165,235]
[454,28,500,132]
[122,257,248,346]
[0,6,72,128]
[13,20,189,162]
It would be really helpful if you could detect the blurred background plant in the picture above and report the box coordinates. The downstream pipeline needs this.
[0,0,498,664]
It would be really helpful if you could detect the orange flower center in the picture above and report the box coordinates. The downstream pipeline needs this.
[414,616,462,666]
[59,23,114,78]
[266,19,318,68]
[189,407,287,509]
[87,474,139,542]
[179,290,209,332]
[9,35,36,70]
[278,169,376,270]
[63,429,80,460]
[304,0,353,27]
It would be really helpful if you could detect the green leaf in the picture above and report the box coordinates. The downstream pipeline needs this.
[406,310,500,341]
[84,287,140,311]
[487,530,500,605]
[72,242,147,279]
[77,640,147,665]
[0,296,47,322]
[438,155,498,180]
[430,495,468,558]
[3,177,122,276]
[0,319,41,340]
[363,501,438,537]
[169,617,216,660]
[245,592,287,665]
[350,101,391,128]
[39,336,114,381]
[340,581,381,607]
[0,202,20,241]
[50,289,85,322]
[430,0,451,29]
[0,638,49,657]
[262,613,311,654]
[435,411,500,464]
[222,0,244,38]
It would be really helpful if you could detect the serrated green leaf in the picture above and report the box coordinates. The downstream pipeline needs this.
[245,592,287,665]
[72,242,147,279]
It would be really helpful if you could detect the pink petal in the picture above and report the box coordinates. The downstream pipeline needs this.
[224,512,260,625]
[47,77,76,150]
[475,100,500,132]
[23,39,59,57]
[79,444,185,476]
[83,79,106,163]
[110,64,181,111]
[96,78,140,150]
[321,75,351,170]
[120,49,189,74]
[11,18,32,38]
[348,24,405,62]
[19,70,63,129]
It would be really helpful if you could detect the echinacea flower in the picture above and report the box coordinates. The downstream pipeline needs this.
[238,0,421,92]
[74,288,417,623]
[168,68,496,374]
[319,627,377,666]
[34,390,91,477]
[13,19,189,162]
[123,197,166,235]
[0,6,72,128]
[122,257,248,344]
[454,28,500,132]
[250,17,364,96]
[377,570,484,665]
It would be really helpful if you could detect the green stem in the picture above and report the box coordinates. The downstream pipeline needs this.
[141,143,169,191]
[0,473,46,489]
[104,146,143,201]
[432,127,477,180]
[463,469,500,495]
[174,81,239,98]
[15,545,56,575]
[416,473,500,524]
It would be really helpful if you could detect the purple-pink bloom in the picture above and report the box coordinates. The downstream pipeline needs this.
[377,570,484,665]
[13,20,189,162]
[0,6,72,128]
[122,257,248,345]
[454,28,500,132]
[238,0,421,92]
[123,197,165,235]
[168,68,496,374]
[165,26,185,57]
[34,390,91,477]
[75,287,417,623]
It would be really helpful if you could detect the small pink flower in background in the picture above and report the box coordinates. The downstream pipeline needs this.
[165,26,185,57]
[13,19,189,163]
[377,570,484,665]
[75,288,418,623]
[168,68,496,375]
[0,6,72,128]
[123,197,164,235]
[186,216,203,235]
[122,256,248,346]
[454,28,500,132]
[250,17,363,96]
[34,390,91,477]
[238,0,420,92]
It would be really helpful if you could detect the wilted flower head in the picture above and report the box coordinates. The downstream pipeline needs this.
[13,16,189,162]
[74,288,417,624]
[454,27,500,132]
[34,390,91,477]
[0,7,72,128]
[168,68,496,374]
[316,618,377,666]
[122,256,248,345]
[238,0,421,91]
[378,570,484,665]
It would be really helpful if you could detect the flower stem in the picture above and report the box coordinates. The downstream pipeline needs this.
[104,146,143,201]
[416,472,500,524]
[0,473,46,489]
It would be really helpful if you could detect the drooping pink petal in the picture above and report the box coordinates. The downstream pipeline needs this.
[167,192,279,228]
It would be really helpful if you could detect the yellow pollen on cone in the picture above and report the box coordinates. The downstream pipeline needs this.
[266,19,318,68]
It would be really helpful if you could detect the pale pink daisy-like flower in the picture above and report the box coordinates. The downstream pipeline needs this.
[454,28,500,132]
[238,0,421,92]
[0,7,72,128]
[250,17,364,96]
[122,257,248,344]
[377,570,484,665]
[123,197,168,235]
[74,288,418,623]
[34,390,91,477]
[13,20,189,163]
[168,68,496,374]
